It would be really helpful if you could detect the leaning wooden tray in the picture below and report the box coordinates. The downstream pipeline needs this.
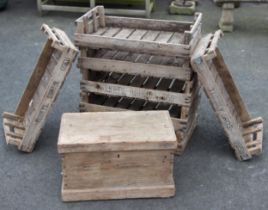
[2,24,78,152]
[191,30,263,160]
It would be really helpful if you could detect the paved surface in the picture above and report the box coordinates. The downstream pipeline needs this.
[0,0,267,209]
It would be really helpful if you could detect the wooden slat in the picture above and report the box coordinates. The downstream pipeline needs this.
[6,131,23,139]
[189,13,202,35]
[6,137,21,146]
[81,80,191,106]
[62,182,175,202]
[156,31,174,43]
[243,117,263,127]
[168,32,184,44]
[212,48,251,122]
[75,33,190,57]
[78,57,191,80]
[3,112,23,121]
[3,120,25,130]
[114,28,135,39]
[105,16,192,33]
[102,27,122,37]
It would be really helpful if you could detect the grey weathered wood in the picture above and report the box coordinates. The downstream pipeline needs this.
[81,80,191,106]
[75,33,191,57]
[105,16,192,32]
[191,31,263,160]
[75,7,202,57]
[78,57,191,80]
[2,24,78,152]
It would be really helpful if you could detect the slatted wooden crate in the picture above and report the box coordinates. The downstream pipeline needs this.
[58,111,177,201]
[74,6,202,154]
[191,30,263,160]
[2,24,78,152]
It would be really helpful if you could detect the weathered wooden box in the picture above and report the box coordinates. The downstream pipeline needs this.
[2,24,78,152]
[58,111,177,201]
[74,6,202,154]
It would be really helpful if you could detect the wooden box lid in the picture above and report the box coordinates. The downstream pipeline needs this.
[58,111,177,153]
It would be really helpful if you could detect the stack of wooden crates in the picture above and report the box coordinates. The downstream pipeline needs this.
[74,6,202,154]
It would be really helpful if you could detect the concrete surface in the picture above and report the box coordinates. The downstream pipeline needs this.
[0,0,267,209]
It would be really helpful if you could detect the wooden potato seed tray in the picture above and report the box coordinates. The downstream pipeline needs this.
[2,24,78,152]
[191,30,263,160]
[75,6,203,154]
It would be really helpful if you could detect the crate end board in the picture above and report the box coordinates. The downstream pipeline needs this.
[191,31,264,160]
[2,24,78,153]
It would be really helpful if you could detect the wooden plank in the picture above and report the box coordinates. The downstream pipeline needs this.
[114,28,135,39]
[102,27,122,37]
[212,48,251,122]
[168,32,184,44]
[81,80,191,106]
[156,31,174,43]
[78,57,191,80]
[128,29,148,40]
[75,33,190,57]
[189,13,202,35]
[15,40,54,117]
[3,112,23,121]
[105,16,192,33]
[62,182,175,202]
